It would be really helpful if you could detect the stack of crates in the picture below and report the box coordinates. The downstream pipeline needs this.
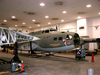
[75,49,86,60]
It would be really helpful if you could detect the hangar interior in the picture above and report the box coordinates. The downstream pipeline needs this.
[0,0,100,75]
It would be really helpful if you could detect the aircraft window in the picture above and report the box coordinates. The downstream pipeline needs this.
[42,31,45,34]
[66,35,72,40]
[59,37,62,40]
[54,37,57,41]
[50,29,56,32]
[44,36,50,39]
[45,30,49,33]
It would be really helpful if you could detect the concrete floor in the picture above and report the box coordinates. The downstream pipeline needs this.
[0,51,100,75]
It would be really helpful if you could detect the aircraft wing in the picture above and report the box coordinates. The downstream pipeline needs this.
[80,38,100,45]
[0,27,40,46]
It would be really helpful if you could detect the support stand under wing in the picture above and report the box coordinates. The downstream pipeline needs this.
[0,41,21,65]
[11,42,21,63]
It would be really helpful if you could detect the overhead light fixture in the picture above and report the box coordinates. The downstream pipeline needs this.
[32,19,35,22]
[62,11,67,13]
[40,3,45,6]
[61,20,64,22]
[48,22,51,24]
[15,25,17,27]
[22,22,25,24]
[38,25,40,26]
[45,16,49,18]
[29,27,31,28]
[78,16,81,18]
[99,12,100,14]
[12,16,16,18]
[3,20,7,22]
[55,1,63,5]
[86,4,91,7]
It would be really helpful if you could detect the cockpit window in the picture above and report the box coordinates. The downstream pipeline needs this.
[45,30,49,33]
[54,37,57,41]
[66,35,72,40]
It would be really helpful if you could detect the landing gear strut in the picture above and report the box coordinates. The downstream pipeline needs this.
[29,41,39,57]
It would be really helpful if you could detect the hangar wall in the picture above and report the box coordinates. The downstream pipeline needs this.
[87,17,100,50]
[9,27,31,34]
[32,21,77,32]
[32,25,56,32]
[59,21,77,32]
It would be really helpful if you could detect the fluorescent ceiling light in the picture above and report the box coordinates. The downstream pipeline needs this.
[32,19,35,22]
[40,3,45,6]
[78,16,81,18]
[62,11,67,13]
[12,16,16,18]
[86,4,91,7]
[22,22,25,24]
[3,20,7,22]
[45,16,49,18]
[48,22,51,24]
[15,25,17,27]
[61,20,64,22]
[38,25,40,26]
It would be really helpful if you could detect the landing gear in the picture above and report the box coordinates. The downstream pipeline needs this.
[31,50,37,55]
[29,41,40,58]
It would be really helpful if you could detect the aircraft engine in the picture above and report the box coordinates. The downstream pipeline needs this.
[73,33,80,48]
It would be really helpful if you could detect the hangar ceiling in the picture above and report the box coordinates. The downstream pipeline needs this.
[0,0,100,29]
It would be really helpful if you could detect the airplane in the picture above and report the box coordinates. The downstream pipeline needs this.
[18,28,100,55]
[0,27,100,55]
